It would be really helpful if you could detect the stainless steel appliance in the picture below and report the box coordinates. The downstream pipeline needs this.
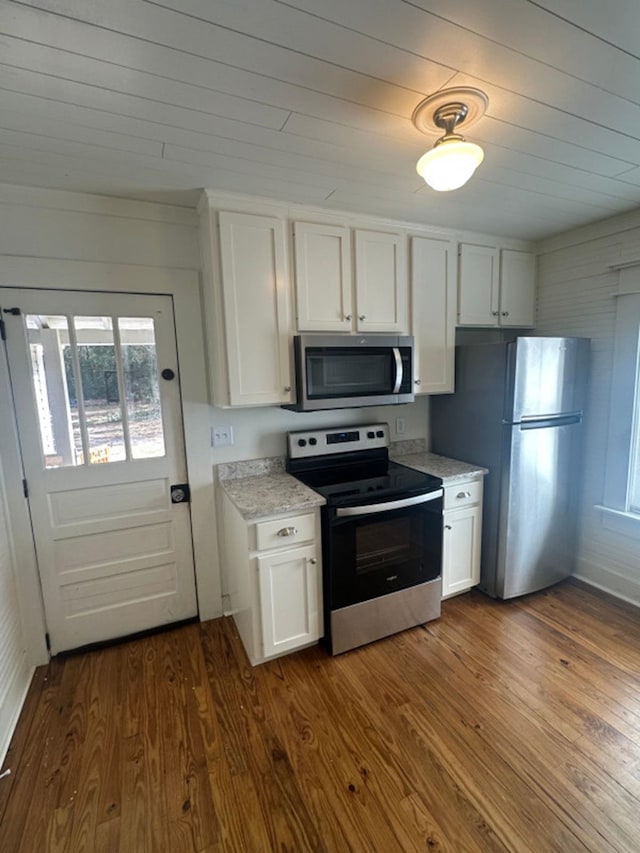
[284,334,414,411]
[431,336,589,599]
[287,423,442,654]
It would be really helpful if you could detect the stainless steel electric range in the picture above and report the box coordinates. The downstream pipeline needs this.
[286,423,443,655]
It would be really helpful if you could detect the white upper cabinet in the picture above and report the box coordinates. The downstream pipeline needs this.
[199,192,535,407]
[410,235,456,394]
[293,221,352,332]
[457,244,500,326]
[458,244,536,328]
[216,210,293,406]
[293,222,407,334]
[499,250,537,327]
[354,229,407,333]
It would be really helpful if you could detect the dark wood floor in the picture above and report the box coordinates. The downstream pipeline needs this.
[1,580,639,852]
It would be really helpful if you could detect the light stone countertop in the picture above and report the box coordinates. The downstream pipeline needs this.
[220,472,326,521]
[391,451,488,484]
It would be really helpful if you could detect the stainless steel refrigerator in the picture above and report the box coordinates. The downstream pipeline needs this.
[431,337,589,599]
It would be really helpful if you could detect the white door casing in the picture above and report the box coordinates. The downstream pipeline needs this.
[1,288,198,654]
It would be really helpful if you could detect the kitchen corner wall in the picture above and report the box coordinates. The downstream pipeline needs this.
[536,209,640,606]
[0,183,431,638]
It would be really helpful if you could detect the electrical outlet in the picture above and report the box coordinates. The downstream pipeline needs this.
[395,417,406,435]
[212,425,234,447]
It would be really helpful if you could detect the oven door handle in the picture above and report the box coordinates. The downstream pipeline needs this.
[392,346,403,394]
[335,489,443,517]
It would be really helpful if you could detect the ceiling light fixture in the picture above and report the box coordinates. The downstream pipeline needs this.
[412,88,488,192]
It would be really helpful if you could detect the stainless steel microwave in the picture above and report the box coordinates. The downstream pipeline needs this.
[284,334,415,411]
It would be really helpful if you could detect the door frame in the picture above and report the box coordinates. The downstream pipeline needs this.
[0,257,220,666]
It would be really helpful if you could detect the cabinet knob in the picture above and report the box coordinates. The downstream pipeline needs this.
[284,386,291,393]
[277,526,297,537]
[492,310,499,316]
[414,378,421,386]
[309,557,317,564]
[444,524,452,530]
[345,314,352,321]
[359,314,366,321]
[502,311,509,317]
[456,491,471,499]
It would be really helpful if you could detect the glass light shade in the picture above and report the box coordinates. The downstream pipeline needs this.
[416,139,484,191]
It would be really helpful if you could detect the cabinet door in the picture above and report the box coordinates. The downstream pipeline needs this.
[499,250,536,327]
[218,211,293,406]
[411,235,456,394]
[354,229,407,332]
[293,221,352,331]
[258,543,321,658]
[442,506,481,598]
[457,244,499,326]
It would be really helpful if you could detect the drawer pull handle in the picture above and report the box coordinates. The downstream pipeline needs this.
[277,526,297,537]
[456,491,472,499]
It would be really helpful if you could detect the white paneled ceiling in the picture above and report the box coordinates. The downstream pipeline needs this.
[2,0,640,239]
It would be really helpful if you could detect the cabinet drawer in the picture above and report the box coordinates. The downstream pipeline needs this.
[444,479,482,510]
[254,513,315,551]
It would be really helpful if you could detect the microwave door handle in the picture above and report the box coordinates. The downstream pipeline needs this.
[335,489,443,517]
[392,347,402,394]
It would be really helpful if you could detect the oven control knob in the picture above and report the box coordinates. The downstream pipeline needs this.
[297,438,307,447]
[309,437,317,446]
[367,431,375,439]
[376,430,384,438]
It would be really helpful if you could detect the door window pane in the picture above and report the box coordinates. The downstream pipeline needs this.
[73,316,126,464]
[26,312,167,467]
[118,318,165,459]
[26,315,79,468]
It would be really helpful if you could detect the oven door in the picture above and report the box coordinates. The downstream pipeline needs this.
[325,490,443,610]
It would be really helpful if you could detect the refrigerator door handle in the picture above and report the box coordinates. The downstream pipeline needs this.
[519,413,582,430]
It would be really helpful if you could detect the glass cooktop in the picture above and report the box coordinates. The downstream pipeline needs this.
[293,460,442,506]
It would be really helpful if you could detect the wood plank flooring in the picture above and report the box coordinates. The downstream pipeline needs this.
[1,580,639,852]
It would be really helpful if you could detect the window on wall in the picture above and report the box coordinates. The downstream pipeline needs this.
[600,288,640,537]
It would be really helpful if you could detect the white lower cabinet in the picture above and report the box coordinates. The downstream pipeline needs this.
[222,493,323,665]
[442,478,483,598]
[257,543,320,659]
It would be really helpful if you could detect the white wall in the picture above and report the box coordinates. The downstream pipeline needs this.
[209,397,430,464]
[0,451,32,766]
[536,210,640,604]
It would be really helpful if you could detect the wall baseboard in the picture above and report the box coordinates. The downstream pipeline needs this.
[573,558,640,609]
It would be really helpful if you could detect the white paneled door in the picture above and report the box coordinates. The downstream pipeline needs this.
[0,288,197,654]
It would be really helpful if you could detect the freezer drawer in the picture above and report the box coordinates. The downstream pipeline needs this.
[496,420,581,598]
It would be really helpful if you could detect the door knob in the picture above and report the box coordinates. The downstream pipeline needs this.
[171,484,191,504]
[359,315,366,321]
